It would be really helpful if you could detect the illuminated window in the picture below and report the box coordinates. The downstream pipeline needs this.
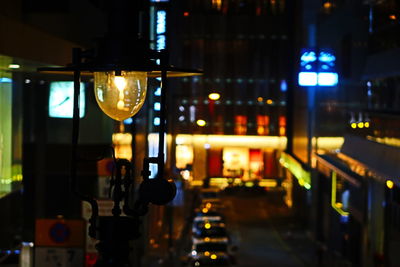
[257,115,269,135]
[112,133,133,160]
[279,116,286,136]
[234,115,247,135]
[176,145,194,169]
[212,0,222,10]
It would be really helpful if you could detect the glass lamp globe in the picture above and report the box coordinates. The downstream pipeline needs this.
[94,71,148,121]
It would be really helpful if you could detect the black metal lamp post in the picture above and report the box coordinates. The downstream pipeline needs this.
[39,1,201,266]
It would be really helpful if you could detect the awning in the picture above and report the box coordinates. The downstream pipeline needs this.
[339,135,400,183]
[316,154,362,187]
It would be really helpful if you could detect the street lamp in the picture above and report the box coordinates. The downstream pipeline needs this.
[39,1,202,266]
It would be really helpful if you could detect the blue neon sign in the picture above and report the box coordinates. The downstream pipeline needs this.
[298,48,338,87]
[155,10,167,54]
[156,11,166,34]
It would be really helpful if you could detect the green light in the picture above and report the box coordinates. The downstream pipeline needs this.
[280,153,311,189]
[331,172,349,217]
[245,181,254,187]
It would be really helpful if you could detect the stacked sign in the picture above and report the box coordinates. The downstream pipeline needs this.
[298,48,338,87]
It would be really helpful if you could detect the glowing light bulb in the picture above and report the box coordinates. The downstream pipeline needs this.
[94,71,147,121]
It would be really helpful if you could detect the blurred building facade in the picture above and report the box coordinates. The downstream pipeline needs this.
[158,0,294,185]
[281,0,400,266]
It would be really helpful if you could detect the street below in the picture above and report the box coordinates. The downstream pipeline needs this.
[177,188,319,267]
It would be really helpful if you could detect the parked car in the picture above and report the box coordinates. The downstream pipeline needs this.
[183,241,237,266]
[194,210,225,222]
[200,198,225,213]
[192,217,225,233]
[199,187,220,200]
[189,252,233,266]
[192,222,229,244]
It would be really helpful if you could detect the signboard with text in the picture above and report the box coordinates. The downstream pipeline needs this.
[35,218,85,267]
[298,48,338,86]
[35,247,84,267]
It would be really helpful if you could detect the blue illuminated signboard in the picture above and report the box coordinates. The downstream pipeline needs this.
[298,48,338,87]
[156,10,167,51]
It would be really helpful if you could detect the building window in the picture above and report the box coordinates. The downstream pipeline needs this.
[212,0,222,10]
[234,115,247,135]
[257,115,269,135]
[279,115,286,136]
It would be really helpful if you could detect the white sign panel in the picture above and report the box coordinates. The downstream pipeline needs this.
[35,247,83,267]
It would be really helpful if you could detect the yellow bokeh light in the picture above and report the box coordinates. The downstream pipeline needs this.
[210,254,217,260]
[208,93,220,101]
[197,119,207,127]
[266,99,273,105]
[204,251,210,256]
[357,122,364,128]
[205,223,211,229]
[257,97,263,102]
[364,122,370,128]
[386,180,394,189]
[202,208,209,213]
[335,202,343,208]
[323,2,332,9]
[351,123,357,129]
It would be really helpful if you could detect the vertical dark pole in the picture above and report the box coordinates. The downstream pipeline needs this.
[284,0,297,154]
[157,50,169,179]
[158,50,175,265]
[307,85,316,165]
[71,48,98,236]
[71,48,81,198]
[383,186,392,267]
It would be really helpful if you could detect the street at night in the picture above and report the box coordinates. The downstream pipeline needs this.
[1,0,400,266]
[221,191,312,267]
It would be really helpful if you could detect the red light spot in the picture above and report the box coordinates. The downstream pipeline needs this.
[184,12,189,17]
[86,253,98,267]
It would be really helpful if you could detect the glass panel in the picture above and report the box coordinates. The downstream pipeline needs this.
[0,71,12,196]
